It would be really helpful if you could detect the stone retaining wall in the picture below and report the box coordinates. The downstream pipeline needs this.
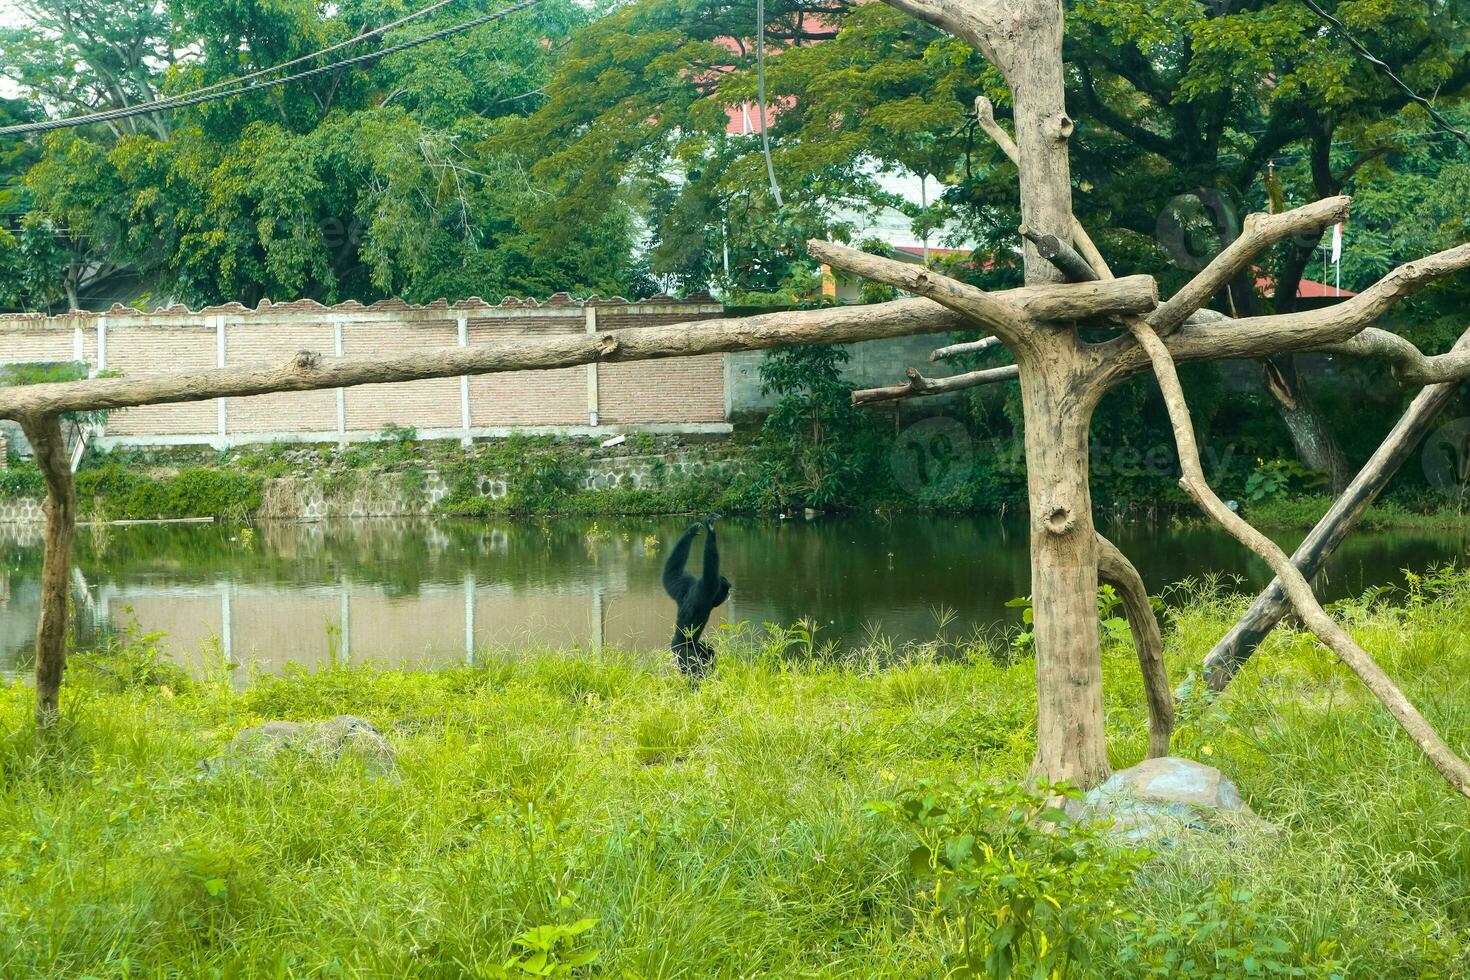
[0,450,747,523]
[267,451,747,520]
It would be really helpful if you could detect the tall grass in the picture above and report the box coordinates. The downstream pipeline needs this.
[3,572,1470,976]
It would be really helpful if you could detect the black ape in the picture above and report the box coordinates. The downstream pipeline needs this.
[662,517,731,675]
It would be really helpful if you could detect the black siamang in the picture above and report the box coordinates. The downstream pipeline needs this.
[662,515,730,675]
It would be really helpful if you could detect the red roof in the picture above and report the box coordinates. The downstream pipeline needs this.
[717,15,839,134]
[1255,273,1356,299]
[724,98,792,135]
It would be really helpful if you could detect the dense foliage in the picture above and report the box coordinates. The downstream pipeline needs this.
[735,344,885,510]
[1,0,1468,504]
[1,0,646,310]
[506,0,1470,489]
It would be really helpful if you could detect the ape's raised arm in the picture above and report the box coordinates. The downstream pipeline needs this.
[699,523,720,595]
[662,523,701,600]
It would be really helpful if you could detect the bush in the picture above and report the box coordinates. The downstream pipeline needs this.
[76,464,262,521]
[875,778,1146,978]
[0,463,45,498]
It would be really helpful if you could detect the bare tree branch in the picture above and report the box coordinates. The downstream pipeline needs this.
[1321,326,1470,385]
[975,95,1020,165]
[1149,196,1352,336]
[1127,316,1470,798]
[851,364,1019,406]
[931,336,1002,361]
[1095,242,1470,380]
[1096,532,1172,759]
[0,300,971,419]
[1019,224,1098,282]
[1204,325,1470,690]
[976,97,1112,279]
[1071,223,1114,280]
[808,241,1158,341]
[809,239,1030,341]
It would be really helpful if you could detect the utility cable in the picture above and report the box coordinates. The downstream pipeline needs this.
[1300,0,1470,152]
[0,0,549,137]
[180,0,465,100]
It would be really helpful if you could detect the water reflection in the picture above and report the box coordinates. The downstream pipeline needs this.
[1,514,1468,676]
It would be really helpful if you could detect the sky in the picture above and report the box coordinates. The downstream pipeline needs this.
[0,2,21,98]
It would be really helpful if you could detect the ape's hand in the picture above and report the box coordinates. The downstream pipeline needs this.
[687,521,705,535]
[703,513,722,530]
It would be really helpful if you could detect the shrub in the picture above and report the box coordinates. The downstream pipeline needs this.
[874,778,1147,979]
[76,464,262,521]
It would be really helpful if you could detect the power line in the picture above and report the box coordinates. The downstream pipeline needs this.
[1300,0,1470,152]
[0,0,549,138]
[181,0,466,100]
[1,0,462,134]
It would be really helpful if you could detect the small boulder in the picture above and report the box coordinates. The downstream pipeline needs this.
[207,714,397,777]
[1076,757,1270,843]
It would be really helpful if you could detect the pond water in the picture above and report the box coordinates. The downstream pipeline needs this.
[2,514,1469,676]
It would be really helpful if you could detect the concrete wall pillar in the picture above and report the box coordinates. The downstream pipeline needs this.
[214,315,228,446]
[585,306,600,427]
[457,314,472,446]
[333,322,347,447]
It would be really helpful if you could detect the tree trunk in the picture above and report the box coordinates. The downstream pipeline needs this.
[997,2,1109,787]
[1260,254,1351,495]
[1230,267,1352,495]
[1019,335,1110,787]
[1263,355,1352,494]
[1004,12,1074,285]
[19,416,75,726]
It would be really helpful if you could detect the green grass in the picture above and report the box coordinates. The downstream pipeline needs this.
[3,578,1470,976]
[1245,493,1470,530]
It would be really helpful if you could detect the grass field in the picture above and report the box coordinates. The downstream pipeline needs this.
[3,572,1470,977]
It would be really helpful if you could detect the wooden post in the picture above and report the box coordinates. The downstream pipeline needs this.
[19,414,76,726]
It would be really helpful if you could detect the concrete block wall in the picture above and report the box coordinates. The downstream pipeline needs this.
[0,295,727,449]
[725,331,967,419]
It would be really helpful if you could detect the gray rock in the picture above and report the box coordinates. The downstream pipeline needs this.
[1075,757,1271,842]
[206,714,398,777]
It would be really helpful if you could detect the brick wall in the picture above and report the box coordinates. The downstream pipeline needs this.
[596,312,726,425]
[227,322,338,435]
[0,295,728,448]
[467,313,588,427]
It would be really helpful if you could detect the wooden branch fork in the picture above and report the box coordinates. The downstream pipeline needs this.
[826,110,1470,791]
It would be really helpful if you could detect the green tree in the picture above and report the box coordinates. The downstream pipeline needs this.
[514,0,1470,487]
[0,94,76,311]
[6,0,644,309]
[752,343,880,509]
